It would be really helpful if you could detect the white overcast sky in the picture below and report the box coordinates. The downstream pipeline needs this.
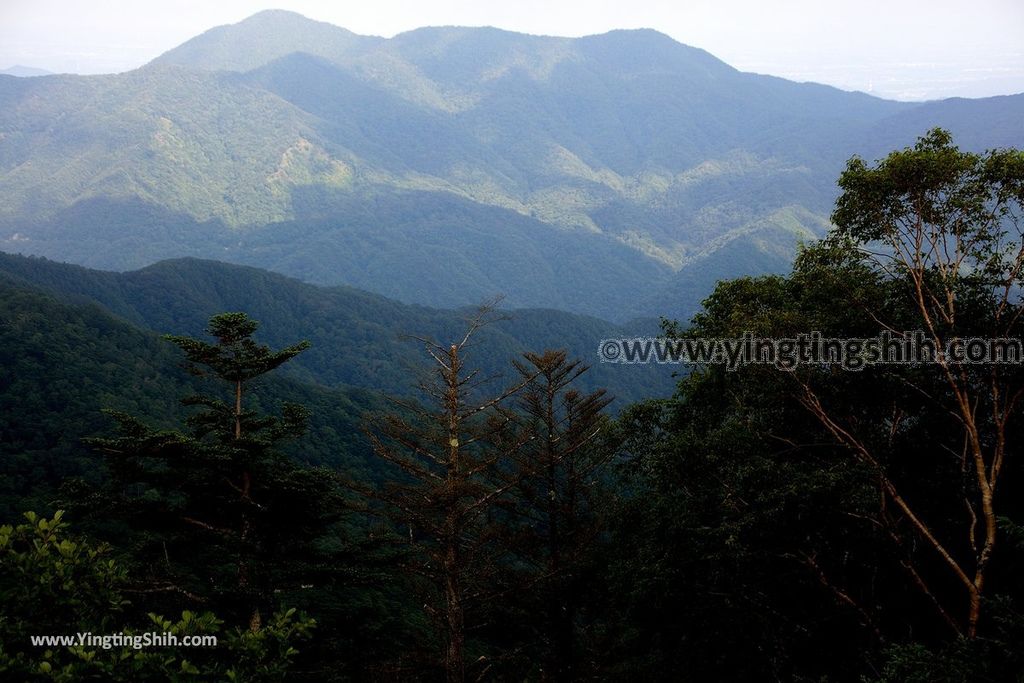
[1,0,1022,100]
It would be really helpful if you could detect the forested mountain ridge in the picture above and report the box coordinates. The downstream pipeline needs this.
[0,246,673,516]
[0,249,671,571]
[0,272,394,515]
[2,10,1021,320]
[0,65,52,77]
[0,252,673,403]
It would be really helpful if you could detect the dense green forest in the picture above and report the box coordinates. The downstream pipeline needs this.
[2,130,1024,680]
[0,253,673,525]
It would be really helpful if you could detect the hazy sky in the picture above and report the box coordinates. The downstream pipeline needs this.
[1,0,1022,100]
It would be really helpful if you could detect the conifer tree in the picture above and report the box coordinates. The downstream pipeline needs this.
[89,313,338,632]
[510,350,613,680]
[362,303,537,682]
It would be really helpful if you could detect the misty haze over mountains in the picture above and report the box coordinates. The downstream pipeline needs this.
[1,9,1022,321]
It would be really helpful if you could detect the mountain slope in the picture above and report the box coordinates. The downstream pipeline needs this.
[0,271,390,516]
[0,248,675,514]
[1,12,1021,321]
[0,253,674,404]
[152,9,383,72]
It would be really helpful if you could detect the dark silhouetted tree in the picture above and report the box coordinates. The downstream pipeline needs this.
[362,302,537,682]
[509,350,613,680]
[89,313,340,633]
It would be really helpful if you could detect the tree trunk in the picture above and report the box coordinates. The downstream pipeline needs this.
[444,344,465,682]
[235,379,242,439]
[444,523,465,683]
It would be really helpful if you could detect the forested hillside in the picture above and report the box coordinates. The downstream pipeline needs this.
[2,4,1024,680]
[0,253,673,401]
[2,11,1022,319]
[3,132,1023,682]
[0,273,395,515]
[0,248,681,527]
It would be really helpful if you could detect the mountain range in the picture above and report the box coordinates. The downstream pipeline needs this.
[1,10,1022,321]
[0,252,672,403]
[0,251,675,513]
[0,66,53,78]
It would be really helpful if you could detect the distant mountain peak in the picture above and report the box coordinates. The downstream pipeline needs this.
[576,28,734,75]
[151,10,731,78]
[150,9,382,73]
[244,8,320,21]
[0,65,53,78]
[594,27,674,39]
[230,8,361,34]
[4,9,1021,325]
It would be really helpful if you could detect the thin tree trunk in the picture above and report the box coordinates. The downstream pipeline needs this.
[444,519,465,683]
[232,385,259,632]
[444,344,465,683]
[235,379,242,439]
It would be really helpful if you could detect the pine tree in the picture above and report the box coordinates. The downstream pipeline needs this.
[89,312,339,632]
[510,350,613,680]
[362,302,536,682]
